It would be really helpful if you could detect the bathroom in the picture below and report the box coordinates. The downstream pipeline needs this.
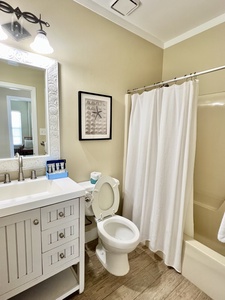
[0,0,225,299]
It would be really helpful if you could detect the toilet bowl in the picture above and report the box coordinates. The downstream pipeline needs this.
[79,175,140,276]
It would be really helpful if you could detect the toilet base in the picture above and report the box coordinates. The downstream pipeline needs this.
[96,242,130,276]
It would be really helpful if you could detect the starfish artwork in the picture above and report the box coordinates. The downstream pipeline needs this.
[92,106,102,120]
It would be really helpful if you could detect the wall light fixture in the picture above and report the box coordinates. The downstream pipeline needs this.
[0,1,53,54]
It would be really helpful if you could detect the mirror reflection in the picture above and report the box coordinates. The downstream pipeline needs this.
[0,59,46,159]
[0,43,59,173]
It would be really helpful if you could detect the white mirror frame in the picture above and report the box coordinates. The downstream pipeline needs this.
[0,43,60,172]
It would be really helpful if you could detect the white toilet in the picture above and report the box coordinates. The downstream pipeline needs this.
[79,175,140,276]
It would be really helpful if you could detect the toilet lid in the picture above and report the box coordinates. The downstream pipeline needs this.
[92,176,119,220]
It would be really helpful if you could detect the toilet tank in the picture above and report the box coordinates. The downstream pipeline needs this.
[79,181,95,216]
[79,180,95,192]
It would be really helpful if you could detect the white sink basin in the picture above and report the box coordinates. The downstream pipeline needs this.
[0,178,62,202]
[0,176,85,217]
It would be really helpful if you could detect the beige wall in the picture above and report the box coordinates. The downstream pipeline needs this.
[56,1,163,185]
[57,3,163,185]
[163,22,225,95]
[3,1,225,192]
[1,0,163,185]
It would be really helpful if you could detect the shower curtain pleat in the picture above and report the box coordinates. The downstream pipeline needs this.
[123,80,198,272]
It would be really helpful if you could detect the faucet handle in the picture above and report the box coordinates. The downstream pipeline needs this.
[31,170,37,180]
[4,173,11,184]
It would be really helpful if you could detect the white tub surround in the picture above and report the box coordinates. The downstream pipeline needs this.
[182,235,225,300]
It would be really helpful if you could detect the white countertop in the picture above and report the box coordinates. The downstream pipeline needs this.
[0,176,85,217]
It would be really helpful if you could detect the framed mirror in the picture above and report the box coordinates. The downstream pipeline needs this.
[0,43,60,172]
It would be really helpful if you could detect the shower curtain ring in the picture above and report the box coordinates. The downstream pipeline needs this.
[193,72,197,80]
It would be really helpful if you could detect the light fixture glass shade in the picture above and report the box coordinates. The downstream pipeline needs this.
[0,25,8,40]
[30,30,53,54]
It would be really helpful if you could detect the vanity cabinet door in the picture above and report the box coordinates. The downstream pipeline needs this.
[0,209,42,295]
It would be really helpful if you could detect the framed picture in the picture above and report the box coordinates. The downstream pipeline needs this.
[78,91,112,140]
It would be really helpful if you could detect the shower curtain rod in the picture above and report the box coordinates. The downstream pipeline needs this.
[127,65,225,94]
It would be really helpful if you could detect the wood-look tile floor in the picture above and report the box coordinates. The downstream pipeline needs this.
[67,239,212,300]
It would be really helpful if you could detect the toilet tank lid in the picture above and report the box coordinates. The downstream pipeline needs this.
[79,180,95,192]
[79,177,119,192]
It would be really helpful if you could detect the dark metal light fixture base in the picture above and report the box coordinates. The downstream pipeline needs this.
[2,21,31,41]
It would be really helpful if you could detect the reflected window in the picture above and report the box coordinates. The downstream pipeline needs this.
[11,110,22,145]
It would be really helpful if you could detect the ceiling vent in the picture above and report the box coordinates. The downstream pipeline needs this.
[110,0,140,16]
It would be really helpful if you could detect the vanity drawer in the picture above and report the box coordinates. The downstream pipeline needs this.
[42,219,79,253]
[41,198,79,230]
[42,239,79,274]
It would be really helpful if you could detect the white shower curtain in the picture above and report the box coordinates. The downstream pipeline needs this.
[123,80,198,272]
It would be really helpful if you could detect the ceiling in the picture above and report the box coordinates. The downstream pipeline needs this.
[73,0,225,49]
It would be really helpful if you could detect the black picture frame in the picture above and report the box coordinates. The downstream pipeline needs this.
[78,91,112,140]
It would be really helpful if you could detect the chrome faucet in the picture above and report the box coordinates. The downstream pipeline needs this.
[16,153,24,181]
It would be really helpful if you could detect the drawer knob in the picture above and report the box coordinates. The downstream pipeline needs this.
[33,219,39,225]
[59,232,65,239]
[59,211,64,218]
[59,253,65,259]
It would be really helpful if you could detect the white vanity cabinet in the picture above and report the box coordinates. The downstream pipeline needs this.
[0,196,85,300]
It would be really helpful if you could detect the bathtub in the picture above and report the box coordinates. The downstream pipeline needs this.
[182,234,225,300]
[182,196,225,300]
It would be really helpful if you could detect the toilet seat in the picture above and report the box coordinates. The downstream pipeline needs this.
[92,175,119,220]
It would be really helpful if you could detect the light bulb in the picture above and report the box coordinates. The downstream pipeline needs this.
[30,30,53,54]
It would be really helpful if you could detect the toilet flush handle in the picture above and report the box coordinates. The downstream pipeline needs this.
[85,191,92,202]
